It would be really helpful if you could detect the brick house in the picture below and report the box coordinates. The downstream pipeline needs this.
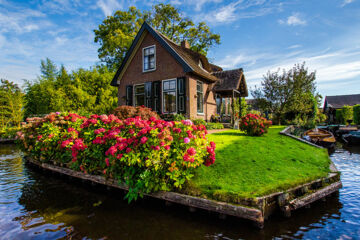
[111,22,248,121]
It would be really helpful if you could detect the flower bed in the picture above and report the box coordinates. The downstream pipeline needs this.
[17,113,216,202]
[240,113,272,136]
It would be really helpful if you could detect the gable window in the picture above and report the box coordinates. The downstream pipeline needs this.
[163,79,176,113]
[197,81,204,113]
[134,84,145,106]
[143,45,155,72]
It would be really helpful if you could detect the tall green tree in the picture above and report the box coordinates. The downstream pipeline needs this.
[24,59,117,117]
[252,62,319,125]
[94,4,220,69]
[0,79,24,128]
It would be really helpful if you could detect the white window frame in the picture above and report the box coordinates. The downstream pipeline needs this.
[162,78,177,114]
[196,80,204,114]
[133,83,145,107]
[142,45,156,73]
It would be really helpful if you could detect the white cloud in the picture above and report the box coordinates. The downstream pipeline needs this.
[215,47,360,96]
[97,0,123,16]
[279,13,306,26]
[288,44,302,49]
[341,0,355,7]
[198,0,283,25]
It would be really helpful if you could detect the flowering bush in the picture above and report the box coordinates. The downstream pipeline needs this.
[239,113,272,136]
[17,112,216,202]
[112,105,159,120]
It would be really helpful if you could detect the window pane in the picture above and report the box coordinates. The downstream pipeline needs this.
[135,85,144,94]
[179,96,184,111]
[149,46,154,54]
[197,93,203,113]
[136,94,145,106]
[144,48,149,55]
[164,91,176,113]
[163,81,169,90]
[169,80,176,90]
[178,78,184,94]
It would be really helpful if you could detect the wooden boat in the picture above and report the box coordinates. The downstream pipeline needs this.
[336,125,358,137]
[303,128,336,148]
[342,131,360,145]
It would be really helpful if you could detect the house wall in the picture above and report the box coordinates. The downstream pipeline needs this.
[117,31,185,106]
[188,75,217,121]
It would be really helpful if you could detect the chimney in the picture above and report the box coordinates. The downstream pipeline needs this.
[181,39,190,49]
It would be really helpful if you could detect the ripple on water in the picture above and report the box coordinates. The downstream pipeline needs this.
[0,144,359,239]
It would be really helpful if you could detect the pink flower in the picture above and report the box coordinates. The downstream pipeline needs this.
[125,147,132,153]
[164,145,170,150]
[105,158,110,167]
[140,136,148,144]
[94,128,106,135]
[210,141,216,149]
[154,146,160,151]
[183,154,190,162]
[187,147,196,156]
[106,146,117,156]
[183,137,190,144]
[129,129,135,135]
[37,135,43,141]
[173,128,182,133]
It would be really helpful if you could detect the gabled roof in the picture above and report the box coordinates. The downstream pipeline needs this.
[111,21,217,86]
[212,68,248,97]
[325,94,360,109]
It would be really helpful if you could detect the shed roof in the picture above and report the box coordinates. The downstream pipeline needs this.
[325,94,360,109]
[212,68,248,97]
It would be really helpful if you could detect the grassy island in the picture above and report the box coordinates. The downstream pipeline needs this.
[184,126,331,202]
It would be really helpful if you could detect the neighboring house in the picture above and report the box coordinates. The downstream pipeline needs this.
[323,94,360,123]
[110,22,248,121]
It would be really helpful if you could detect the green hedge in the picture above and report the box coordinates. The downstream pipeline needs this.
[354,104,360,125]
[335,109,343,124]
[206,122,224,130]
[342,105,353,124]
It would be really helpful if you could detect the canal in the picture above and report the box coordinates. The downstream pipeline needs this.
[0,143,359,239]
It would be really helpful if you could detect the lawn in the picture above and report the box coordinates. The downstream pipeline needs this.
[183,126,331,203]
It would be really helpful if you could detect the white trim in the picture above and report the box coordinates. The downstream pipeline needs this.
[162,78,177,114]
[142,45,156,73]
[133,83,145,107]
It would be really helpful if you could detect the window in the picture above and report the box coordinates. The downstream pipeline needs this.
[134,84,145,106]
[197,81,203,113]
[163,79,176,113]
[143,46,155,72]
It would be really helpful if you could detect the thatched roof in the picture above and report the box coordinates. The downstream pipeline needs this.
[325,94,360,109]
[212,69,248,97]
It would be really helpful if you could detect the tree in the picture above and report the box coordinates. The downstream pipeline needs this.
[94,4,220,69]
[252,62,318,125]
[0,79,24,128]
[24,59,117,117]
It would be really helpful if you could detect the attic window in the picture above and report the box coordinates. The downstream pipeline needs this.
[198,60,208,72]
[143,45,155,72]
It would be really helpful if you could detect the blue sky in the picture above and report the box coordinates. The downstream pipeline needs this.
[1,0,360,98]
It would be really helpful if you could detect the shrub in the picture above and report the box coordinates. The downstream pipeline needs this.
[192,119,206,126]
[160,113,185,121]
[206,122,224,130]
[240,113,272,136]
[335,109,343,124]
[112,105,159,120]
[342,105,353,124]
[354,104,360,125]
[0,126,21,139]
[16,112,216,202]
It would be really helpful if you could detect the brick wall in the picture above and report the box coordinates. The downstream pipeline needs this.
[117,31,185,106]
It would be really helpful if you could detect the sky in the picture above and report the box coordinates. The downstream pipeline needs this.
[1,0,360,99]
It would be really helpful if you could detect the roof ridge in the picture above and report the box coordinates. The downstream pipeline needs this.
[212,68,243,74]
[326,93,360,97]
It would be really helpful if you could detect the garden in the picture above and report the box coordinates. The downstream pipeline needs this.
[15,108,331,205]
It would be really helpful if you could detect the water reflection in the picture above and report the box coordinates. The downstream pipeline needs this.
[0,143,359,239]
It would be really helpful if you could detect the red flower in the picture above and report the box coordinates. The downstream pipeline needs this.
[140,136,148,144]
[164,145,170,150]
[125,147,132,153]
[105,158,110,167]
[187,147,196,156]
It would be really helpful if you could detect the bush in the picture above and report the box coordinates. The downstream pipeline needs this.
[354,104,360,125]
[160,113,185,121]
[239,113,272,136]
[192,119,206,126]
[112,105,159,120]
[342,105,353,124]
[335,109,343,124]
[205,122,224,130]
[0,126,21,139]
[16,113,216,202]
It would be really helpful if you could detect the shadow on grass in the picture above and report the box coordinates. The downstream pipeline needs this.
[211,131,247,137]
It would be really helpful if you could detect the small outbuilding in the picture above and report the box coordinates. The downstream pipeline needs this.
[323,94,360,123]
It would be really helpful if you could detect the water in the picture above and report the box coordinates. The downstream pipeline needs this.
[0,143,359,240]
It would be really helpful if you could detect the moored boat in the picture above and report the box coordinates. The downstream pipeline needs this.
[342,131,360,145]
[303,128,336,148]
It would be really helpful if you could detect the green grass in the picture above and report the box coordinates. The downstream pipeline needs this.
[183,126,331,203]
